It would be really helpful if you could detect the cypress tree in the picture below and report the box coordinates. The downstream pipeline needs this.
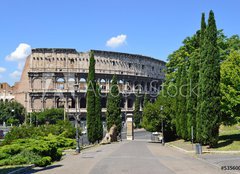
[199,11,221,146]
[175,66,182,137]
[179,65,188,140]
[186,32,201,141]
[133,91,141,128]
[86,51,96,144]
[95,83,103,142]
[143,93,150,108]
[106,74,122,134]
[196,13,206,143]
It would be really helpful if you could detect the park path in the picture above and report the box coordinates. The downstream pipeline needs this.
[26,139,231,174]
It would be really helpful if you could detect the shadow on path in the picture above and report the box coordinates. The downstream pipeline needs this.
[27,164,63,173]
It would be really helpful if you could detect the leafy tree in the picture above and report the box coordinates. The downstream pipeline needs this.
[86,51,96,144]
[220,51,240,125]
[95,84,103,142]
[198,11,221,146]
[106,74,122,134]
[33,108,64,125]
[0,101,25,125]
[142,91,177,141]
[133,91,141,128]
[142,102,160,132]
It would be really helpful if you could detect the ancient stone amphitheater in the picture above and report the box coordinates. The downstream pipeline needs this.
[13,48,165,121]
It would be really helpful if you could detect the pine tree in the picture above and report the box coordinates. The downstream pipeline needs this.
[106,74,122,134]
[95,83,103,142]
[198,11,221,146]
[133,91,141,128]
[196,13,206,143]
[86,51,96,144]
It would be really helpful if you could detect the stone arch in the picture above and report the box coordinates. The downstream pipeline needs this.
[134,81,141,91]
[79,78,87,90]
[118,80,124,91]
[126,81,133,92]
[45,78,54,89]
[33,98,42,110]
[44,98,53,109]
[56,77,65,90]
[33,78,42,89]
[67,97,75,108]
[100,79,106,91]
[127,98,133,108]
[68,77,75,90]
[120,98,125,108]
[56,98,65,108]
[141,81,145,92]
[80,97,86,108]
[147,82,150,91]
[101,97,107,108]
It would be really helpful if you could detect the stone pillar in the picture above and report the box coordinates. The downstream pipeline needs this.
[126,113,134,140]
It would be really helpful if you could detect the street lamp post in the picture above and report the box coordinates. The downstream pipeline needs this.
[74,83,80,153]
[160,106,164,145]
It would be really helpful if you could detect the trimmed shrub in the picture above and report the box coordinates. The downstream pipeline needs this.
[35,156,52,167]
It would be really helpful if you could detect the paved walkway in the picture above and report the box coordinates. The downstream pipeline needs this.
[26,140,233,174]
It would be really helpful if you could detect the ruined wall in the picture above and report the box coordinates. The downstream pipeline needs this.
[13,48,165,114]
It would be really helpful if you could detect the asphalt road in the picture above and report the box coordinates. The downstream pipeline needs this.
[27,130,231,174]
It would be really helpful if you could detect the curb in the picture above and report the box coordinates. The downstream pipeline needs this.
[166,143,240,154]
[166,143,239,174]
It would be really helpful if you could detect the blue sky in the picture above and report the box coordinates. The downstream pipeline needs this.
[0,0,240,85]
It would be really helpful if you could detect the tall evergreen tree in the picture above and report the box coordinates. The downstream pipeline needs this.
[186,32,201,141]
[86,51,96,144]
[175,66,183,137]
[143,93,150,108]
[133,91,141,128]
[196,13,206,143]
[95,83,103,142]
[199,11,221,146]
[179,65,188,140]
[106,74,122,134]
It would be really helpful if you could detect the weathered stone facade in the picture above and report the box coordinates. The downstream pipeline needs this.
[13,48,165,120]
[0,83,14,101]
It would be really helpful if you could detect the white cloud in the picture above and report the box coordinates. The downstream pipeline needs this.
[17,62,25,70]
[0,67,6,73]
[10,70,21,79]
[106,34,127,48]
[5,43,31,61]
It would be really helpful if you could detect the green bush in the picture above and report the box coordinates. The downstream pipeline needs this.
[0,135,75,167]
[35,156,52,167]
[2,121,76,145]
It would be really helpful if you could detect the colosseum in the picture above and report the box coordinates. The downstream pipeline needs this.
[13,48,165,122]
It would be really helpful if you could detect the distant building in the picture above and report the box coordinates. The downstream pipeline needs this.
[13,48,166,120]
[0,83,14,102]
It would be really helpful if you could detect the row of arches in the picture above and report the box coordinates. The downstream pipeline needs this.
[31,77,162,92]
[31,96,156,111]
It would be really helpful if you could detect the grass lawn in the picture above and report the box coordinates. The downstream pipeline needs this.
[212,124,240,151]
[168,124,240,152]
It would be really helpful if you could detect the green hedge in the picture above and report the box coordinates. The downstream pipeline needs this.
[0,134,75,167]
[2,120,76,145]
